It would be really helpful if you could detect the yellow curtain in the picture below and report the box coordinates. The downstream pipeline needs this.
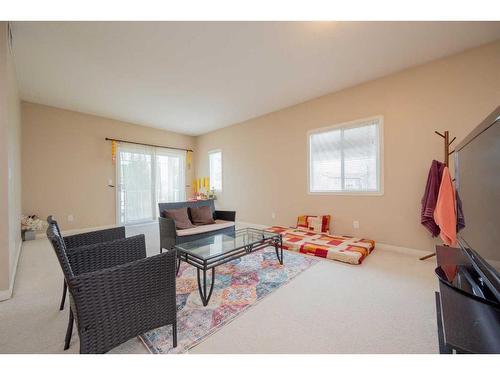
[111,141,117,164]
[186,150,192,169]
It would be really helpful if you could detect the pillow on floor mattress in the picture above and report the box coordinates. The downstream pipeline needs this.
[297,215,331,234]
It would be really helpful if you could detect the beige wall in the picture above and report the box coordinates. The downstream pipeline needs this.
[22,102,196,231]
[195,40,500,251]
[16,39,500,253]
[0,22,22,297]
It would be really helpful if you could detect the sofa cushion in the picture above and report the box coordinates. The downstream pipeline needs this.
[189,205,216,225]
[176,220,234,237]
[163,208,195,229]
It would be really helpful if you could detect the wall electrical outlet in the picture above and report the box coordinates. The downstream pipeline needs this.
[353,220,360,229]
[271,212,276,219]
[68,214,74,222]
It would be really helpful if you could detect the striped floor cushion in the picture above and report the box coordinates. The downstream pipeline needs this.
[265,226,375,265]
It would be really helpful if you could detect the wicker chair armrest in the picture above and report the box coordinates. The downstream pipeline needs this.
[64,226,126,249]
[214,210,236,222]
[159,216,177,251]
[70,251,176,353]
[67,235,146,275]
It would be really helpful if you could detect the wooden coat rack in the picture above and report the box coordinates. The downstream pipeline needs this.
[419,130,456,261]
[435,130,456,168]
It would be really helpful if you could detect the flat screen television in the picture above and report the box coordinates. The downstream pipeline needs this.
[454,106,500,303]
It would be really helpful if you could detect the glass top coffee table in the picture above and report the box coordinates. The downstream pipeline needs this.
[174,228,283,306]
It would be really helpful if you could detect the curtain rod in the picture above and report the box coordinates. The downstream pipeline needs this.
[105,137,193,153]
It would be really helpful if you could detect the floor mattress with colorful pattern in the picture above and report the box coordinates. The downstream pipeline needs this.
[265,226,375,265]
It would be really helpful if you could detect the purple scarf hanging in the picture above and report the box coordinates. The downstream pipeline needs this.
[421,160,445,237]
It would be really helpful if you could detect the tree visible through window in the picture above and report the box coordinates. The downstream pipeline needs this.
[309,117,382,194]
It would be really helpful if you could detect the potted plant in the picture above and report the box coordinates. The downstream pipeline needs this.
[21,215,45,241]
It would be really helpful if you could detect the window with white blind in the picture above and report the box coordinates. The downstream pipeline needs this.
[209,150,222,191]
[308,117,383,194]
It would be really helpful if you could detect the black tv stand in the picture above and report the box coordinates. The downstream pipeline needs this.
[435,246,500,353]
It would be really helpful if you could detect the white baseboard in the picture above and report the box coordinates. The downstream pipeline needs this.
[33,220,433,260]
[237,222,432,254]
[0,241,22,301]
[375,242,432,258]
[235,221,268,230]
[237,223,433,257]
[0,289,11,301]
[36,223,122,239]
[236,222,433,258]
[36,220,263,239]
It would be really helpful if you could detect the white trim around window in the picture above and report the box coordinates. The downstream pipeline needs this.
[307,115,384,196]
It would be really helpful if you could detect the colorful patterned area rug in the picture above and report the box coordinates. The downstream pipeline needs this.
[139,247,318,354]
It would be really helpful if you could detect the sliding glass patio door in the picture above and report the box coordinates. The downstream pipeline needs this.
[116,144,186,225]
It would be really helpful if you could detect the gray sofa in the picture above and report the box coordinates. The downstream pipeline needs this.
[158,199,236,253]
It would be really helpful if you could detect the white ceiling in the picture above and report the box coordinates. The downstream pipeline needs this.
[11,22,500,136]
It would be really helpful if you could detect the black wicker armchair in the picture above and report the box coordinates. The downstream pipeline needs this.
[46,218,177,353]
[46,216,127,311]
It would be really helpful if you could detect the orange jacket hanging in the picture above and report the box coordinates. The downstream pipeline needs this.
[433,167,457,246]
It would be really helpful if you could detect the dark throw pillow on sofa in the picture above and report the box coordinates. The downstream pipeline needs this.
[163,208,195,229]
[189,205,216,225]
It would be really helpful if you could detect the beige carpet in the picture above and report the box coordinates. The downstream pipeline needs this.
[0,222,439,354]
